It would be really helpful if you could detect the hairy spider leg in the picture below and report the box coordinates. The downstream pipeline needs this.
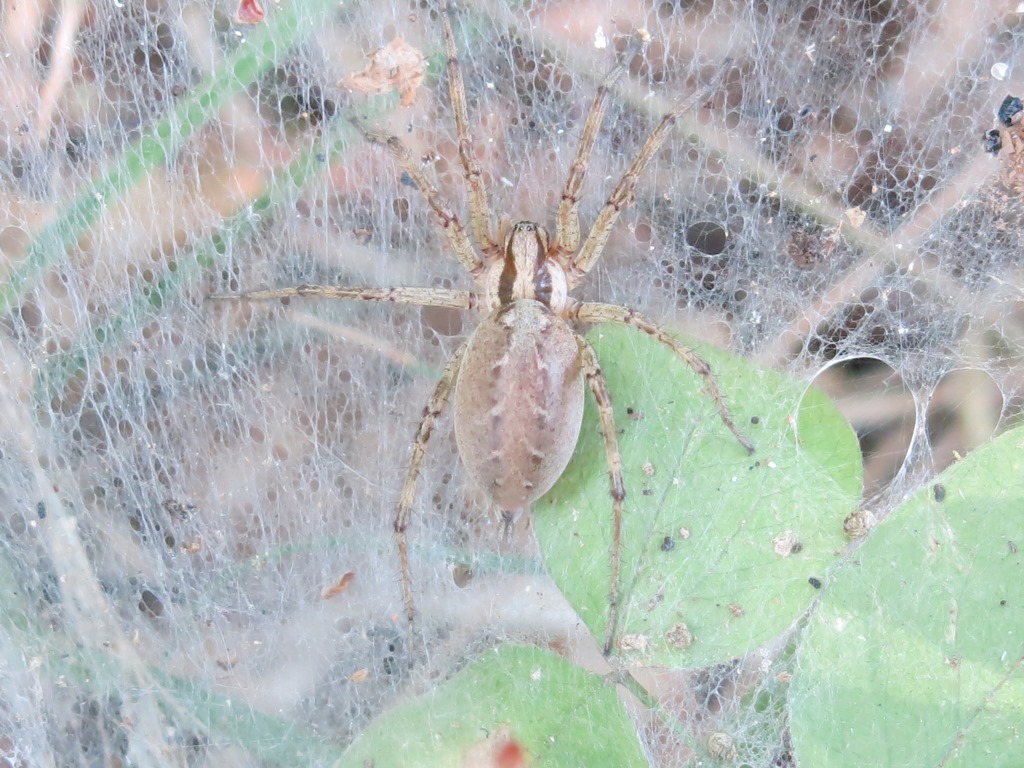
[551,30,651,260]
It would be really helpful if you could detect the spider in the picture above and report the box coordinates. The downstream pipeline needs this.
[211,5,753,656]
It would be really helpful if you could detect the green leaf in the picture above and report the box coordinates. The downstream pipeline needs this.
[790,425,1024,768]
[336,644,647,767]
[536,324,862,667]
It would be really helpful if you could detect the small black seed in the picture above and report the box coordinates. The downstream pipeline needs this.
[661,536,675,552]
[984,129,1002,154]
[750,416,761,425]
[808,577,822,589]
[933,483,946,502]
[998,95,1022,126]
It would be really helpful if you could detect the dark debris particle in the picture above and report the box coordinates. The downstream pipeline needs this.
[750,415,760,424]
[933,483,946,502]
[984,129,1003,154]
[36,501,46,519]
[452,563,473,588]
[661,536,676,552]
[382,639,401,675]
[787,229,822,269]
[808,577,822,589]
[998,95,1023,127]
[139,589,165,618]
[163,498,197,520]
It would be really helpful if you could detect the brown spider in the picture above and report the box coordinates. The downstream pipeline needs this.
[211,6,753,655]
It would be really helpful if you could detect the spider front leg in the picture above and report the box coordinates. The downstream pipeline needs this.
[575,334,626,656]
[352,116,486,278]
[566,75,728,289]
[395,340,469,648]
[551,29,651,260]
[573,302,754,454]
[439,5,499,259]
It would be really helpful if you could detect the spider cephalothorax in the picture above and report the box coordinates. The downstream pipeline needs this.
[483,221,568,312]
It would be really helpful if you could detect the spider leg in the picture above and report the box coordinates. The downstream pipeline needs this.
[498,509,521,547]
[565,75,726,289]
[573,302,755,454]
[395,339,469,648]
[353,117,486,278]
[208,285,475,311]
[440,5,499,260]
[575,333,626,656]
[551,30,650,261]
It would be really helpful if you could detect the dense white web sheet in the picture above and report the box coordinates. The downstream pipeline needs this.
[1,0,1023,765]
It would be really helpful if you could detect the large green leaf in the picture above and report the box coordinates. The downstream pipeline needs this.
[337,645,646,767]
[790,425,1024,767]
[537,324,862,667]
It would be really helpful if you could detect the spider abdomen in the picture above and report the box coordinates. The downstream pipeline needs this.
[454,299,584,511]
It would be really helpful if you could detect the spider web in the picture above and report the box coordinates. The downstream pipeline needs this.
[0,0,1022,765]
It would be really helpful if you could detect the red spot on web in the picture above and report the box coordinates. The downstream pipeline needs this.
[236,0,266,24]
[494,739,526,768]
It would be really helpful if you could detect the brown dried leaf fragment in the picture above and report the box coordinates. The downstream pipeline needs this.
[773,529,802,557]
[343,37,426,107]
[843,509,874,539]
[844,206,866,228]
[322,571,356,599]
[666,621,694,649]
